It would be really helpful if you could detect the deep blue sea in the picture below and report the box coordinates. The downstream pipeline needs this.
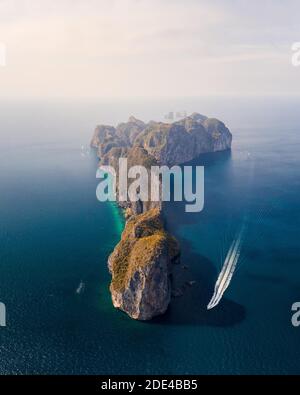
[0,96,299,374]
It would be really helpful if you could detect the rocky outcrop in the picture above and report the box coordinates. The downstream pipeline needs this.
[92,112,232,320]
[135,114,231,165]
[99,145,161,215]
[108,208,180,320]
[92,112,232,166]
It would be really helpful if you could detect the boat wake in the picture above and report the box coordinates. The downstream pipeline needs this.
[207,220,247,310]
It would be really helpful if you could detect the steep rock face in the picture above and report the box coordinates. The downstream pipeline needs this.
[108,208,180,320]
[115,116,145,145]
[135,114,232,165]
[202,118,232,152]
[92,112,232,320]
[91,113,232,166]
[99,145,161,215]
[91,125,117,148]
[91,116,145,156]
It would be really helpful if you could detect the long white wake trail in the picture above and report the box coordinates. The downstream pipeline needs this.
[207,222,247,310]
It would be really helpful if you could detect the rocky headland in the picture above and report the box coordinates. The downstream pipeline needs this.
[91,113,232,320]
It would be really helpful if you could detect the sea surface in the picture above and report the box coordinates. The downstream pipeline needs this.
[0,96,299,374]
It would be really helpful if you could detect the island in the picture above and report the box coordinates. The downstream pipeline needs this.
[91,112,232,320]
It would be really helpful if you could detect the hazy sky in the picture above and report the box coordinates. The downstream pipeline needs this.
[0,0,299,98]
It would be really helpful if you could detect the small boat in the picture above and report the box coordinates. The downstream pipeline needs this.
[76,281,85,295]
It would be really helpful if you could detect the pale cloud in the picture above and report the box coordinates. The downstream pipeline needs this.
[0,0,299,98]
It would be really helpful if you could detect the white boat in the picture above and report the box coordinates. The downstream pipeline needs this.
[76,281,85,295]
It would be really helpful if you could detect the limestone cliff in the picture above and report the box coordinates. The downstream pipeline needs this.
[135,114,231,165]
[108,208,180,320]
[92,113,232,320]
[92,112,232,166]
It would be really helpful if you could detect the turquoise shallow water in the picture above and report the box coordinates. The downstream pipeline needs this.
[0,98,300,374]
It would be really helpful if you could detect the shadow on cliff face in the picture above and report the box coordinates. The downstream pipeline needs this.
[149,237,246,327]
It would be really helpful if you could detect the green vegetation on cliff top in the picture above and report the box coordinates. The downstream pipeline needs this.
[110,208,179,292]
